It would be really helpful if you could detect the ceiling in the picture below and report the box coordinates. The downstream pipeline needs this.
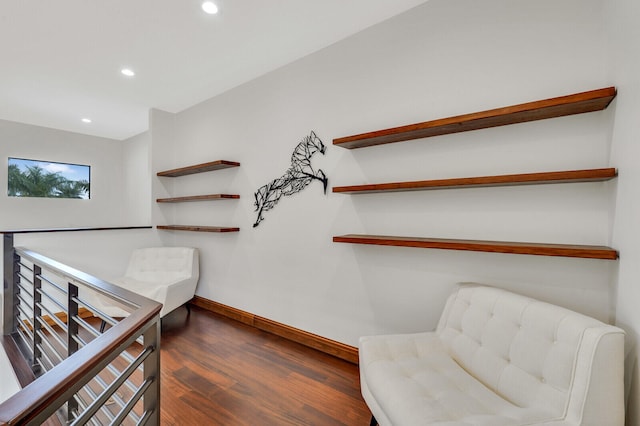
[0,0,428,141]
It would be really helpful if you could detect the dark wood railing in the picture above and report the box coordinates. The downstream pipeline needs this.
[0,227,160,425]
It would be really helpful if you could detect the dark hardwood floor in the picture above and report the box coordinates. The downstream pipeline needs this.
[159,306,371,425]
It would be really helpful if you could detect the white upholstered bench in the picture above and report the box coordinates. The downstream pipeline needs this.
[112,246,199,317]
[91,247,199,325]
[359,284,625,426]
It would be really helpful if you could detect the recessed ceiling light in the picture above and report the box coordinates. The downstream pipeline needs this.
[81,118,92,123]
[121,68,135,77]
[201,1,218,14]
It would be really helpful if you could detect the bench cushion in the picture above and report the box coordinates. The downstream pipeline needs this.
[360,332,554,425]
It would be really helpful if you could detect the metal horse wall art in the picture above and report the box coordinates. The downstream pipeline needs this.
[253,131,328,227]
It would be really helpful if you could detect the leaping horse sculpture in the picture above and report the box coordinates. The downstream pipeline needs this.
[253,131,328,227]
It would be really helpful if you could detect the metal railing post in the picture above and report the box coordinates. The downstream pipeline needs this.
[33,264,43,367]
[68,283,79,356]
[3,233,17,335]
[143,318,161,425]
[67,282,80,422]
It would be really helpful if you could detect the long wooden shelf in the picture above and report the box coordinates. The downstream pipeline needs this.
[333,234,618,260]
[156,194,240,203]
[157,225,240,233]
[333,168,617,194]
[334,87,617,149]
[157,160,240,177]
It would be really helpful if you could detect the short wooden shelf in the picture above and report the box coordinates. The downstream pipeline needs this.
[157,160,240,177]
[157,225,240,233]
[333,168,617,194]
[334,87,617,149]
[156,194,240,203]
[333,235,618,260]
[156,161,240,233]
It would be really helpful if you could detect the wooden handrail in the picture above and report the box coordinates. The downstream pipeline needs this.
[0,310,159,424]
[0,248,162,425]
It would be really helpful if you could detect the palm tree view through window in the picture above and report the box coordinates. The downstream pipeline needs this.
[8,158,90,199]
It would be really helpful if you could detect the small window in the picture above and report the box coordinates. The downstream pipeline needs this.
[8,157,90,199]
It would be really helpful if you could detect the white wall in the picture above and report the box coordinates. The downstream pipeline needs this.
[0,119,159,291]
[151,0,615,345]
[0,118,126,229]
[122,130,152,226]
[604,0,640,423]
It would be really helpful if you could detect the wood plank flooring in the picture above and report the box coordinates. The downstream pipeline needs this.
[159,306,371,425]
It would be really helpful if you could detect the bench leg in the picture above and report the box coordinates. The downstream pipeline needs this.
[369,415,378,426]
[100,320,106,333]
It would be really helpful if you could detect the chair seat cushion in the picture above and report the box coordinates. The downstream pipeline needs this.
[359,332,556,426]
[111,276,172,304]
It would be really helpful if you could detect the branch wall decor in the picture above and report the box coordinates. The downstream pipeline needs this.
[253,131,328,227]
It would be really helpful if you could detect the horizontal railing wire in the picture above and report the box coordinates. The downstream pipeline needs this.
[71,345,153,425]
[0,247,161,425]
[72,314,146,423]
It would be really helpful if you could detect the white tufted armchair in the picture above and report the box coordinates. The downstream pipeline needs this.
[92,247,199,323]
[359,283,625,426]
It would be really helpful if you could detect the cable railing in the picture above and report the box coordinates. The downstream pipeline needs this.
[1,230,161,425]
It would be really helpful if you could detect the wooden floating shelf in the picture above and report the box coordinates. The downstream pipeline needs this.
[157,225,240,233]
[156,194,240,203]
[157,160,240,177]
[334,87,617,149]
[333,168,617,194]
[333,234,618,260]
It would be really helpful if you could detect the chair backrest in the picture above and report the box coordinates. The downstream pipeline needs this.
[436,284,624,425]
[125,247,198,284]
